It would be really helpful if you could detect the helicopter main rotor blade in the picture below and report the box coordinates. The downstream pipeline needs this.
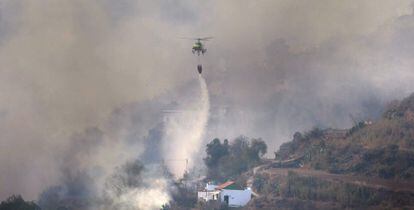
[179,37,198,40]
[179,36,213,41]
[199,36,213,40]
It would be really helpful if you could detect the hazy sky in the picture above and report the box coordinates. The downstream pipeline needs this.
[1,0,414,200]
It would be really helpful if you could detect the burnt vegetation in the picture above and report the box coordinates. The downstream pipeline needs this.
[249,171,414,210]
[246,93,414,209]
[4,94,414,209]
[274,93,414,181]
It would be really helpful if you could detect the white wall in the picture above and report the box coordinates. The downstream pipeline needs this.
[205,183,217,191]
[220,188,252,207]
[198,190,220,202]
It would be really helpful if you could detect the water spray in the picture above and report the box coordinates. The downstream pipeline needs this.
[162,74,210,177]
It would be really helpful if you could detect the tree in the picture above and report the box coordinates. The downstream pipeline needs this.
[250,138,267,161]
[204,136,268,180]
[204,138,229,168]
[0,195,41,210]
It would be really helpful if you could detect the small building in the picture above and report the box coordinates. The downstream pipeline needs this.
[198,181,252,207]
[197,183,220,202]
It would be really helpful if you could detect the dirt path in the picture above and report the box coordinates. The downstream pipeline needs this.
[264,168,414,193]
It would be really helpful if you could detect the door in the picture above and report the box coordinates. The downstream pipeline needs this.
[224,195,229,206]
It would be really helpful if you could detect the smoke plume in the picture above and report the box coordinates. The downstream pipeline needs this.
[102,161,171,210]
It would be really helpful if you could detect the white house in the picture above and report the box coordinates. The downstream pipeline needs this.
[197,183,220,202]
[216,181,252,207]
[198,181,252,207]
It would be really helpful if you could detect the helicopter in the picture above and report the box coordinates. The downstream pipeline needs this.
[190,37,213,56]
[182,37,213,74]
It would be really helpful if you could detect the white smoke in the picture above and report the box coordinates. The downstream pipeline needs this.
[103,164,171,210]
[117,186,170,210]
[106,74,210,209]
[162,75,210,177]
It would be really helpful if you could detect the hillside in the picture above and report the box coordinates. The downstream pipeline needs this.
[242,93,414,209]
[245,168,414,209]
[274,93,414,180]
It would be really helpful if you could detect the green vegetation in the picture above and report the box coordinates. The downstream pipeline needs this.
[162,136,267,210]
[204,136,267,181]
[0,195,40,210]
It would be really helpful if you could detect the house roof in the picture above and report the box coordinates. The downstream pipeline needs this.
[215,181,235,190]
